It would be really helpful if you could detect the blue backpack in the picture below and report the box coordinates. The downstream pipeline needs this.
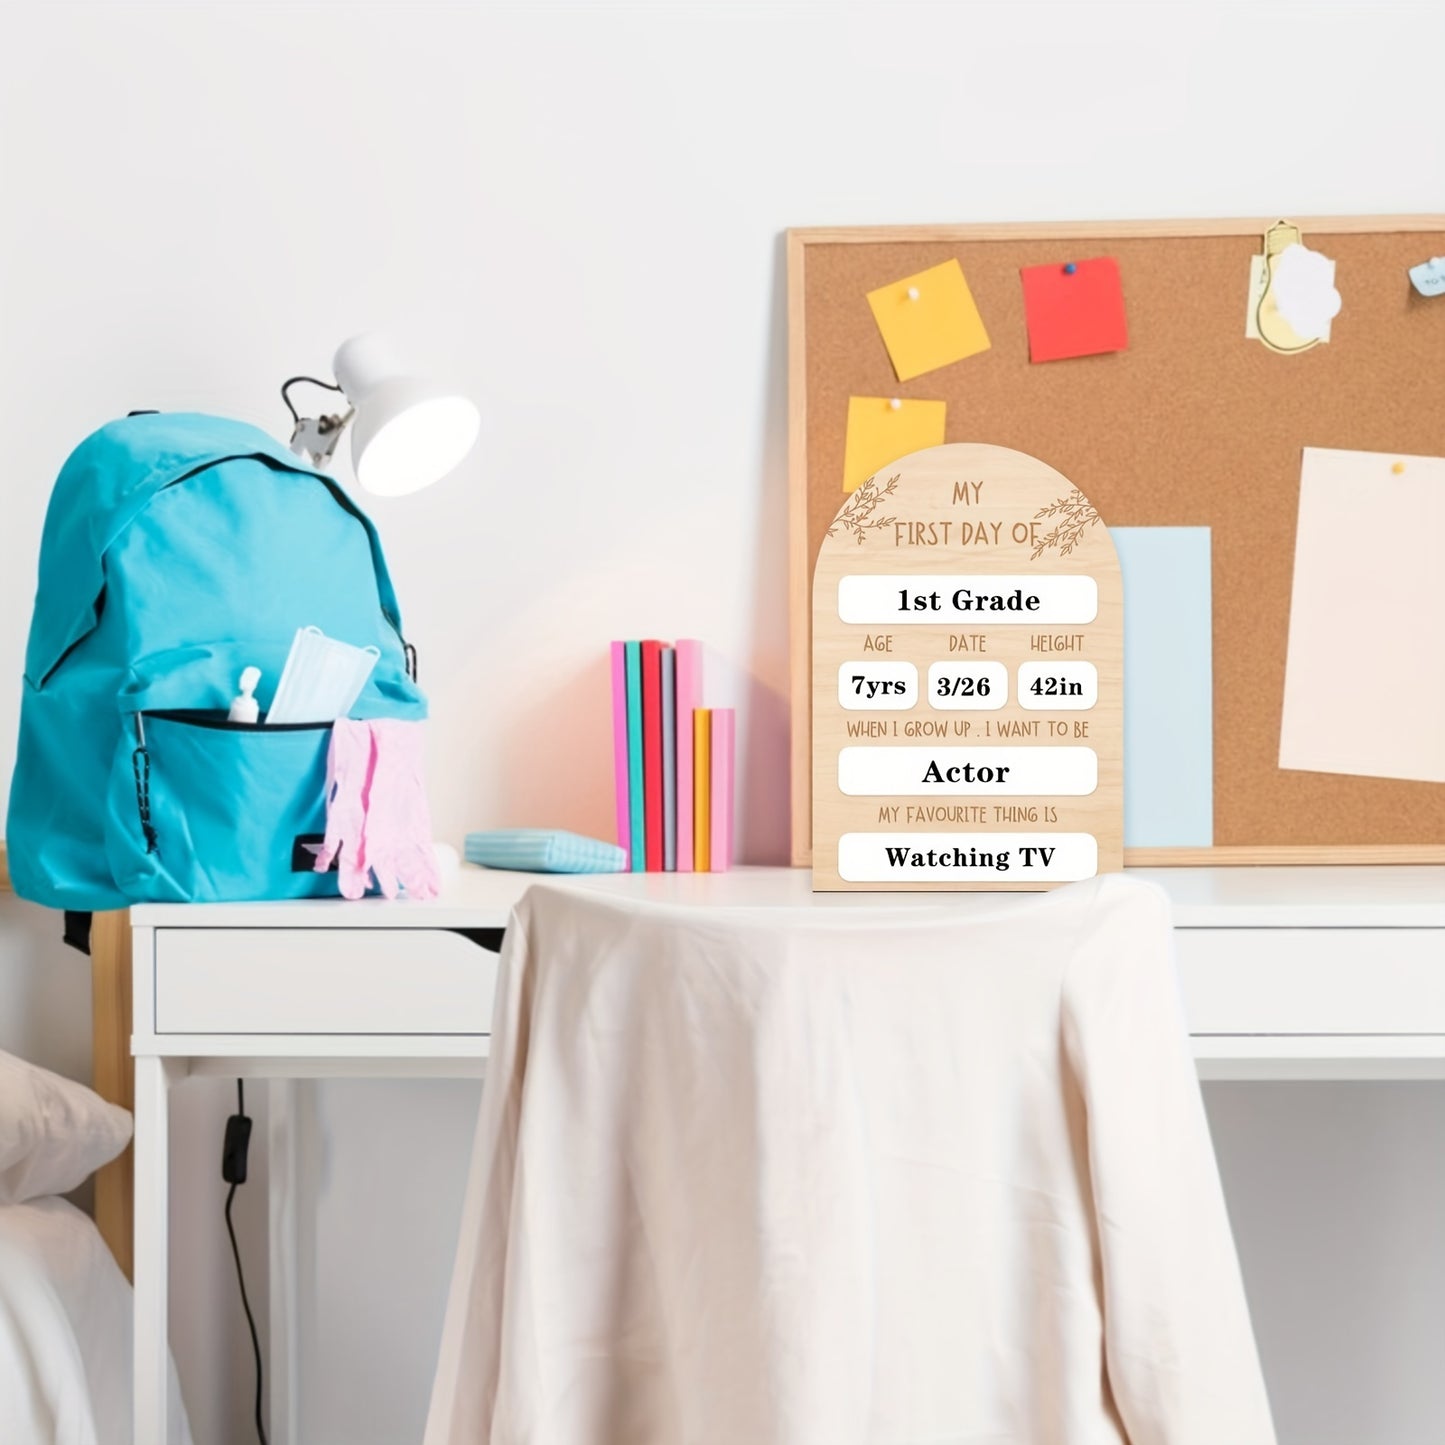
[7,413,426,911]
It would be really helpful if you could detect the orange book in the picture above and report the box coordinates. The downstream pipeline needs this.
[693,709,711,872]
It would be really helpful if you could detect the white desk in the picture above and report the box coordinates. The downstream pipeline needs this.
[129,865,1445,1444]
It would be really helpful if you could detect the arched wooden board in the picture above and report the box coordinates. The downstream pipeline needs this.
[811,443,1122,890]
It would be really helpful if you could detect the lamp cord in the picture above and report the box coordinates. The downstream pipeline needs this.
[225,1079,269,1445]
[280,374,345,426]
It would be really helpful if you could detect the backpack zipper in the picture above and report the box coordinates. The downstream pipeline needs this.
[131,713,158,855]
[127,708,334,855]
[142,709,333,733]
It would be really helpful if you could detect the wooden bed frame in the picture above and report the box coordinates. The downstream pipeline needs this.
[0,844,134,1278]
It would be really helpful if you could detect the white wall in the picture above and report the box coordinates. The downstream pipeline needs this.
[1,1,1442,1442]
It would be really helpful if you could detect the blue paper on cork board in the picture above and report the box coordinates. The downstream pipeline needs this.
[1109,527,1213,848]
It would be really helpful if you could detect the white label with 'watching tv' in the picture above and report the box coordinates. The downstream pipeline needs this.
[837,575,1098,625]
[838,746,1097,796]
[839,833,1098,882]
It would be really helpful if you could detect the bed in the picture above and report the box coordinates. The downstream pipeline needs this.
[0,846,132,1277]
[0,1197,190,1445]
[0,843,191,1445]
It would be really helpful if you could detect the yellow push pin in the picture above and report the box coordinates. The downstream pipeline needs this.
[906,286,920,301]
[1392,460,1407,475]
[889,398,903,411]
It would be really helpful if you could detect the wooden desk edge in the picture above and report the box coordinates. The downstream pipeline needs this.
[90,910,134,1280]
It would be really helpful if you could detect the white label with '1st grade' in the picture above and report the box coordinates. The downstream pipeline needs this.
[838,746,1098,796]
[838,832,1098,882]
[838,574,1098,625]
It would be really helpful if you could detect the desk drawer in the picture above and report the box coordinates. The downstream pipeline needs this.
[153,928,500,1035]
[1176,928,1445,1035]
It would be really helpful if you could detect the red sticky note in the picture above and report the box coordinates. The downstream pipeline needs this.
[1020,257,1128,363]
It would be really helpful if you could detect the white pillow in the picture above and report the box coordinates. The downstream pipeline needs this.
[0,1049,132,1203]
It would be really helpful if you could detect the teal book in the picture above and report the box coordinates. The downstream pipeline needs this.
[625,641,645,871]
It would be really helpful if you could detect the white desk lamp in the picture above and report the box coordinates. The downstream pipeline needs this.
[282,332,480,496]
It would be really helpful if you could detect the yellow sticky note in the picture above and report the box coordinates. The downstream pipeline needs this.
[842,396,947,493]
[867,259,991,381]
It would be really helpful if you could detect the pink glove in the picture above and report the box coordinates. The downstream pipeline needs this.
[358,719,440,900]
[314,718,376,900]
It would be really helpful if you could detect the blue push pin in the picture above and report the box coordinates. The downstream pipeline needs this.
[1063,262,1077,275]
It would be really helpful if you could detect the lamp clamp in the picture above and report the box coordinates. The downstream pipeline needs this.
[280,375,354,469]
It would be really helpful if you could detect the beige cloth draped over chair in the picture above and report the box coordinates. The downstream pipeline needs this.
[426,874,1275,1445]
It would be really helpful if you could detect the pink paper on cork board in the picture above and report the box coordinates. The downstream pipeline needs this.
[1279,447,1445,784]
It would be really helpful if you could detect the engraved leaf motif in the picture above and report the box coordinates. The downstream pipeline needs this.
[1031,489,1100,559]
[829,474,900,545]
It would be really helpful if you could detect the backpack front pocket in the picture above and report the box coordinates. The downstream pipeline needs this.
[105,710,339,903]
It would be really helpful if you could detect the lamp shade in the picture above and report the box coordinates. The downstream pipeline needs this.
[332,333,480,496]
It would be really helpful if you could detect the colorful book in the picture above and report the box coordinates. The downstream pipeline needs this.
[609,642,631,866]
[674,640,703,871]
[661,647,677,871]
[641,640,665,872]
[709,707,734,872]
[693,708,711,872]
[625,641,644,873]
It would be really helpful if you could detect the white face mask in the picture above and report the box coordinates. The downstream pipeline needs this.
[265,626,380,725]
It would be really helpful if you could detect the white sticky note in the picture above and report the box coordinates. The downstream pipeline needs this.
[1271,243,1340,340]
[1280,448,1445,783]
[1246,250,1337,343]
[1408,257,1445,297]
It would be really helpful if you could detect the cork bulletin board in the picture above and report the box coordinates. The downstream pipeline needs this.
[788,217,1445,868]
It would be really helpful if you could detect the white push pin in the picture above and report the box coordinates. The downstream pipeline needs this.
[889,398,902,411]
[228,666,262,724]
[906,286,920,301]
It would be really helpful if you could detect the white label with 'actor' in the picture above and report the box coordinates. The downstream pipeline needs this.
[838,745,1098,796]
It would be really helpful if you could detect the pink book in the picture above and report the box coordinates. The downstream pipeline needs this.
[609,641,631,867]
[709,707,735,872]
[674,639,704,870]
[641,641,665,872]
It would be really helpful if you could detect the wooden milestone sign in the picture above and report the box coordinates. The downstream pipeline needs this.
[811,443,1122,891]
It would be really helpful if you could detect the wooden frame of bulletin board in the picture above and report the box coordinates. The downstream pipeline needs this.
[788,216,1445,869]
